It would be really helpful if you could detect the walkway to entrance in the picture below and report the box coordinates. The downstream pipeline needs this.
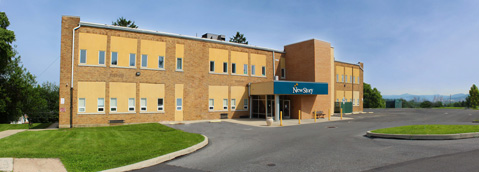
[224,115,352,127]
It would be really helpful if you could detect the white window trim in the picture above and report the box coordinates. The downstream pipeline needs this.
[231,99,236,110]
[223,62,228,73]
[176,98,183,111]
[80,49,87,64]
[209,99,214,110]
[140,98,147,111]
[158,56,165,69]
[98,51,106,65]
[129,53,136,67]
[157,98,164,111]
[176,57,183,71]
[243,64,248,75]
[128,98,135,112]
[210,61,215,72]
[141,54,148,68]
[110,98,117,112]
[111,52,118,66]
[97,98,104,112]
[78,98,86,112]
[243,99,248,109]
[223,99,228,110]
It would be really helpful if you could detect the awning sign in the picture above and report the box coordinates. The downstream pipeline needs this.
[273,81,328,95]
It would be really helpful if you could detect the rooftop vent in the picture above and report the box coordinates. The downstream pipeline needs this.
[202,33,226,41]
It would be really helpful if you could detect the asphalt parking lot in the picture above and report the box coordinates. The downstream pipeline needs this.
[135,108,479,172]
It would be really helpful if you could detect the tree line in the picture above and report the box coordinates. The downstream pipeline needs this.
[0,12,59,123]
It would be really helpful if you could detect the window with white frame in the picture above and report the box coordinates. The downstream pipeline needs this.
[176,58,183,70]
[128,98,135,111]
[243,64,248,74]
[223,99,228,110]
[261,66,265,76]
[231,99,236,110]
[141,54,148,67]
[110,98,117,112]
[336,74,339,82]
[176,98,182,110]
[97,98,104,112]
[244,99,248,109]
[209,61,214,72]
[80,49,87,64]
[281,68,285,79]
[209,99,214,110]
[223,62,228,73]
[232,63,236,74]
[157,98,164,111]
[345,75,348,83]
[158,56,164,69]
[78,98,85,112]
[99,51,105,65]
[111,52,118,65]
[129,53,136,67]
[251,65,256,75]
[140,98,147,111]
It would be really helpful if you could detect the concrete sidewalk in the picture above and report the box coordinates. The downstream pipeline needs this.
[223,115,353,127]
[0,129,26,140]
[0,158,67,172]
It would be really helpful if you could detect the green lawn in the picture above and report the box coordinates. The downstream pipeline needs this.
[0,123,204,172]
[0,123,52,131]
[371,124,479,135]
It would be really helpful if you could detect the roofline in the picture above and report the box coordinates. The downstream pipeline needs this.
[79,21,285,53]
[335,60,364,71]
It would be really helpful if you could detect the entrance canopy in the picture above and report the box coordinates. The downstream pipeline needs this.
[251,81,328,95]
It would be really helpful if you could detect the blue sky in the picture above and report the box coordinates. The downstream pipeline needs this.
[2,0,478,95]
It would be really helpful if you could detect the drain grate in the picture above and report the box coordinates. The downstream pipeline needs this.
[267,163,276,167]
[327,126,337,128]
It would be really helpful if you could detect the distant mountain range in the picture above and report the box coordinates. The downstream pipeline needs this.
[382,93,468,102]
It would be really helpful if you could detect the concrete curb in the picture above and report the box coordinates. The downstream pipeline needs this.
[101,134,208,172]
[366,131,479,140]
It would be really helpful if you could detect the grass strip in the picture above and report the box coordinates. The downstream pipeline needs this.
[0,123,52,131]
[371,124,479,135]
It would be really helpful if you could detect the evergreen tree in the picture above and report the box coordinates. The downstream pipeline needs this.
[112,17,138,28]
[229,32,248,44]
[467,84,479,109]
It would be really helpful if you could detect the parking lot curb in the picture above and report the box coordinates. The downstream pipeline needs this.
[101,134,208,172]
[366,131,479,140]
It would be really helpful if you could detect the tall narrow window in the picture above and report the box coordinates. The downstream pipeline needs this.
[78,98,85,112]
[157,98,164,111]
[99,51,105,65]
[128,98,135,111]
[345,75,348,83]
[243,64,248,74]
[111,52,118,65]
[350,76,353,83]
[210,61,215,72]
[158,56,164,69]
[97,98,104,112]
[261,66,266,76]
[140,98,147,111]
[232,63,236,74]
[176,98,182,110]
[80,50,87,64]
[141,54,148,67]
[110,98,117,112]
[231,99,236,110]
[223,99,228,110]
[177,58,183,70]
[336,74,339,82]
[251,65,256,75]
[129,53,136,67]
[341,75,344,82]
[281,69,285,78]
[243,99,248,109]
[223,62,228,73]
[209,99,214,110]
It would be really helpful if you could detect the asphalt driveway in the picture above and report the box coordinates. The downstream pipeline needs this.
[134,108,479,172]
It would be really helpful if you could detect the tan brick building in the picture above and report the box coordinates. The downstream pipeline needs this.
[59,16,364,128]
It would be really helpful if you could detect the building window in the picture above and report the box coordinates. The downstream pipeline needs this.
[80,49,87,64]
[129,53,136,67]
[251,65,256,75]
[336,99,339,102]
[350,76,353,83]
[345,75,348,83]
[281,68,285,79]
[97,98,104,112]
[209,99,214,110]
[223,62,228,73]
[157,98,164,111]
[110,98,117,112]
[231,99,236,110]
[243,64,248,74]
[78,98,85,112]
[353,76,355,83]
[261,66,266,76]
[210,61,215,72]
[357,99,360,105]
[244,99,248,109]
[141,54,148,67]
[111,52,118,65]
[223,99,228,110]
[336,74,339,82]
[99,51,105,65]
[128,98,135,111]
[177,58,183,70]
[140,98,147,111]
[232,63,236,74]
[158,56,164,69]
[341,75,344,82]
[176,98,182,111]
[357,77,360,83]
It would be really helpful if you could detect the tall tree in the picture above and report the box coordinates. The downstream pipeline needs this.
[112,17,138,28]
[0,12,15,75]
[363,82,385,108]
[467,84,479,109]
[229,32,248,44]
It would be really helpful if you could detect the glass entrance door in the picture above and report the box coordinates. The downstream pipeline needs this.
[267,100,274,118]
[281,100,290,119]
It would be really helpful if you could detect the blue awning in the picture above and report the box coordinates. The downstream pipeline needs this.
[250,81,328,95]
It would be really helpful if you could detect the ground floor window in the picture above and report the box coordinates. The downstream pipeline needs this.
[78,98,85,112]
[158,98,164,111]
[97,98,104,112]
[128,98,135,111]
[223,99,228,110]
[140,98,147,111]
[176,98,182,110]
[110,98,117,112]
[209,99,214,110]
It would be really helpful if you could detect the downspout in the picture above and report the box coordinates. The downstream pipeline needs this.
[272,51,276,80]
[70,24,81,128]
